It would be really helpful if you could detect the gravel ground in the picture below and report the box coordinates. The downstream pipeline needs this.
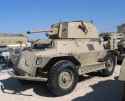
[0,65,123,101]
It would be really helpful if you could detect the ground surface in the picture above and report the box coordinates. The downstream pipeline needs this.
[0,65,124,101]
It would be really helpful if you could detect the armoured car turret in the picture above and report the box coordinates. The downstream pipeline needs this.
[10,21,116,96]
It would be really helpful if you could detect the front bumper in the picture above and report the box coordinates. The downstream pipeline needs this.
[0,68,47,82]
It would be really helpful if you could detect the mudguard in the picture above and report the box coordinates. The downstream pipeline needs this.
[16,50,37,76]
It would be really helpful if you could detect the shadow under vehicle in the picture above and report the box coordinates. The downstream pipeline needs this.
[9,20,117,96]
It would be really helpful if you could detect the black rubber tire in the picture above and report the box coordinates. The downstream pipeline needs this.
[117,56,124,65]
[101,55,116,76]
[18,80,32,85]
[48,60,78,96]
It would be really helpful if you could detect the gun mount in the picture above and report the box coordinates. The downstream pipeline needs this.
[27,21,99,39]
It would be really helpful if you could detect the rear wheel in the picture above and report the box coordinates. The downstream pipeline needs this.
[48,60,78,96]
[101,55,116,76]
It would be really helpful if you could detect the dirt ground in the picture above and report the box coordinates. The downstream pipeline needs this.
[0,65,124,101]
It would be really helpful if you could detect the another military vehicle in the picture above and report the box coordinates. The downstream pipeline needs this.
[10,21,116,96]
[100,32,124,64]
[0,45,10,69]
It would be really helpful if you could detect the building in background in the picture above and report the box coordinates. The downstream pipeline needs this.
[117,24,125,33]
[0,34,28,48]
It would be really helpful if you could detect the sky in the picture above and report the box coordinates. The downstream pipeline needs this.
[0,0,125,39]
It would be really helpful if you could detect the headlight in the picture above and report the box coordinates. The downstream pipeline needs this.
[36,57,43,65]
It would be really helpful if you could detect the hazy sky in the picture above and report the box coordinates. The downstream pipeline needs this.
[0,0,124,39]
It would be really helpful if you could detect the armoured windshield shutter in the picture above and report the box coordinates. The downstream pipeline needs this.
[61,22,68,38]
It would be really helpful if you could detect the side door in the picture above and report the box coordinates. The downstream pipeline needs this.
[76,38,104,66]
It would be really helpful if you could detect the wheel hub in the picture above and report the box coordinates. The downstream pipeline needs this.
[58,71,74,89]
[105,59,113,72]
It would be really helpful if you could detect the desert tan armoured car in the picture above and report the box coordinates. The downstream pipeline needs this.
[10,21,116,96]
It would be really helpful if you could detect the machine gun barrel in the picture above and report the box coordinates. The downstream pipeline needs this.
[27,29,53,34]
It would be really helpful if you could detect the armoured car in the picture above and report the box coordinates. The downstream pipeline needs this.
[10,21,116,96]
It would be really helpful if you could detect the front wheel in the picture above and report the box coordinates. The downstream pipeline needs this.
[48,60,78,96]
